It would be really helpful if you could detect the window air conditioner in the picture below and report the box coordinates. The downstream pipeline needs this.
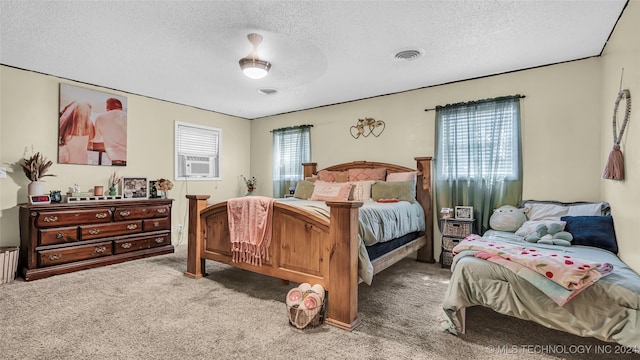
[182,155,213,177]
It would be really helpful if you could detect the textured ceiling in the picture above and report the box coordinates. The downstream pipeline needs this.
[0,1,628,120]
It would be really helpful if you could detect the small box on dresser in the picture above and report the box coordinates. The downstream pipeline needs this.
[440,218,475,268]
[19,198,174,281]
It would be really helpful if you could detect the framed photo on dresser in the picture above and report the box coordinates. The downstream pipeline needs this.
[122,177,148,199]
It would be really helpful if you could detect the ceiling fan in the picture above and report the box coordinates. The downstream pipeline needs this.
[238,33,271,79]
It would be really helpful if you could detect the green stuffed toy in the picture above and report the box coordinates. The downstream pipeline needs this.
[489,205,527,232]
[524,223,573,246]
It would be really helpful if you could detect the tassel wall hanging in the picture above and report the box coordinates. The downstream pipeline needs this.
[603,88,631,180]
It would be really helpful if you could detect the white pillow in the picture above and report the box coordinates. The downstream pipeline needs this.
[349,180,376,202]
[524,203,569,221]
[386,171,417,183]
[567,203,604,216]
[515,220,566,238]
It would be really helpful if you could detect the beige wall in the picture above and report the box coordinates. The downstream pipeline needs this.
[601,0,640,270]
[251,58,604,262]
[1,1,637,272]
[0,66,252,248]
[253,59,604,201]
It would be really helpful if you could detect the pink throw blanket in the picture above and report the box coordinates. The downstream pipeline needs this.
[227,196,275,266]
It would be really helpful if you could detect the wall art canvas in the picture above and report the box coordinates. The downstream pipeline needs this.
[58,83,128,166]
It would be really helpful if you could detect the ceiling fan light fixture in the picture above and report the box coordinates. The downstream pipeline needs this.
[239,33,271,79]
[239,58,271,79]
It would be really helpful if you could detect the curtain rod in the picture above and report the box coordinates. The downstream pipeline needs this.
[424,94,526,112]
[270,124,314,133]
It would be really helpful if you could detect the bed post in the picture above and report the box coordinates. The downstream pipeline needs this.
[184,195,210,279]
[414,157,435,263]
[324,200,363,331]
[302,162,317,179]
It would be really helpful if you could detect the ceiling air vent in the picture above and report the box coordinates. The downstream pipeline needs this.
[258,88,278,95]
[393,49,424,61]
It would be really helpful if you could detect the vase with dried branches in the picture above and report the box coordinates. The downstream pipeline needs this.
[21,148,56,196]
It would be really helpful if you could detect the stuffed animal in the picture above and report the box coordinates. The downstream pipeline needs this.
[524,223,573,246]
[489,205,527,232]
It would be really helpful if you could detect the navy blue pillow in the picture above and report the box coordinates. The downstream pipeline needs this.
[561,215,618,254]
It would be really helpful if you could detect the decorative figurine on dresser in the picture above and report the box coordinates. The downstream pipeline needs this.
[440,206,475,268]
[19,198,174,281]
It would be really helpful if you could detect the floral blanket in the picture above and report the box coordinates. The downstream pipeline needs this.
[453,234,613,292]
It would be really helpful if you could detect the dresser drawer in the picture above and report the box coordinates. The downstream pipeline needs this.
[38,241,112,267]
[113,233,170,254]
[114,205,170,221]
[143,217,170,231]
[114,237,150,254]
[36,208,112,228]
[39,226,79,246]
[80,221,143,240]
[148,233,170,248]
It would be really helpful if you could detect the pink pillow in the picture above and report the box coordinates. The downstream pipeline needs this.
[348,168,386,182]
[317,170,349,182]
[310,181,353,201]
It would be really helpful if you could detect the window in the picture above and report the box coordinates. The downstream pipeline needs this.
[436,96,521,181]
[272,126,311,198]
[435,95,523,234]
[174,121,221,180]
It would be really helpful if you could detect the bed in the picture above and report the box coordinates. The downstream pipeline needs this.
[442,200,640,348]
[185,157,434,330]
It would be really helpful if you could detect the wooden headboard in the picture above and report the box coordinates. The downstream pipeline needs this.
[301,157,434,263]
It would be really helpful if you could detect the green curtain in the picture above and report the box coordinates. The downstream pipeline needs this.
[435,96,523,234]
[272,126,311,198]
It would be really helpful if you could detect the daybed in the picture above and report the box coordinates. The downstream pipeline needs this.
[442,200,640,348]
[185,157,434,330]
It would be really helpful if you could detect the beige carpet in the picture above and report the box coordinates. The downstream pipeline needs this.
[1,246,637,360]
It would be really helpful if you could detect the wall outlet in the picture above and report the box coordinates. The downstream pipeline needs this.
[177,224,184,234]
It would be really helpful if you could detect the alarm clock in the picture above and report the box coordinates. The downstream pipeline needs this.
[28,194,51,204]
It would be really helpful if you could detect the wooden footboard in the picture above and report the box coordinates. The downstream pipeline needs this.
[185,157,432,330]
[185,195,363,330]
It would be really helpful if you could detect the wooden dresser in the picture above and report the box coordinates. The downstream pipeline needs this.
[19,198,174,281]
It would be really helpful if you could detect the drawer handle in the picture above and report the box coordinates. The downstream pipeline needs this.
[127,224,138,230]
[121,242,132,249]
[153,221,159,228]
[89,229,100,235]
[43,216,58,223]
[120,210,131,217]
[154,237,165,244]
[157,208,167,214]
[56,233,64,239]
[95,246,106,254]
[48,253,61,261]
[95,212,108,219]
